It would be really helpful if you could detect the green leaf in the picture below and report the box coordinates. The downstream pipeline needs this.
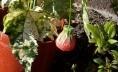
[108,39,118,44]
[108,25,116,38]
[86,24,101,40]
[86,24,105,49]
[84,24,91,42]
[112,60,118,64]
[98,69,104,72]
[82,0,89,25]
[104,21,111,33]
[111,65,118,69]
[93,58,104,65]
[104,21,116,38]
[82,0,91,43]
[98,65,104,69]
[3,10,26,43]
[96,39,103,49]
[8,0,26,12]
[111,50,118,63]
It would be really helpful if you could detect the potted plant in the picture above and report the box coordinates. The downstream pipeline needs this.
[1,0,64,72]
[0,0,24,72]
[0,0,78,71]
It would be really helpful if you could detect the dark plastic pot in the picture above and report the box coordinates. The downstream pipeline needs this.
[0,7,8,31]
[31,41,57,72]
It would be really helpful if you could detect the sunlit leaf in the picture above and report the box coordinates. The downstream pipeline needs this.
[98,69,104,72]
[112,60,118,64]
[93,58,104,65]
[111,65,118,69]
[23,12,40,40]
[104,21,116,38]
[111,50,118,63]
[49,22,58,36]
[98,65,104,69]
[3,10,26,43]
[108,39,118,44]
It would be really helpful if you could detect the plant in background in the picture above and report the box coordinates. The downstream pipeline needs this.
[84,20,118,72]
[82,0,118,72]
[85,21,116,54]
[94,50,118,72]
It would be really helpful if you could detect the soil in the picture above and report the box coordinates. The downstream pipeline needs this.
[76,0,116,15]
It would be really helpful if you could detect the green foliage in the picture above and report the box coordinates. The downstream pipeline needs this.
[104,21,116,39]
[85,21,117,53]
[3,0,59,42]
[82,0,118,71]
[2,0,60,72]
[82,0,91,43]
[94,57,118,72]
[111,50,118,63]
[8,0,26,12]
[12,35,38,72]
[86,21,118,71]
[3,10,26,43]
[93,58,104,65]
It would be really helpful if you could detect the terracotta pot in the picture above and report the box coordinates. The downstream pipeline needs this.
[31,41,58,72]
[0,32,23,72]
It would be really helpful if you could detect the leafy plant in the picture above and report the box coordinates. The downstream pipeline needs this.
[1,0,77,71]
[84,20,118,72]
[93,50,118,72]
[82,0,118,72]
[86,21,117,53]
[1,0,60,72]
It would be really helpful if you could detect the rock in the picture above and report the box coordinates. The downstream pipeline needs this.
[74,0,118,23]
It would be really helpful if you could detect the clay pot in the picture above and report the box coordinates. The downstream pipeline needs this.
[0,32,23,72]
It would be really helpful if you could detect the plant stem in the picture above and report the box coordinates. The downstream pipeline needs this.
[3,28,6,33]
[33,0,36,9]
[82,0,89,25]
[68,0,72,26]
